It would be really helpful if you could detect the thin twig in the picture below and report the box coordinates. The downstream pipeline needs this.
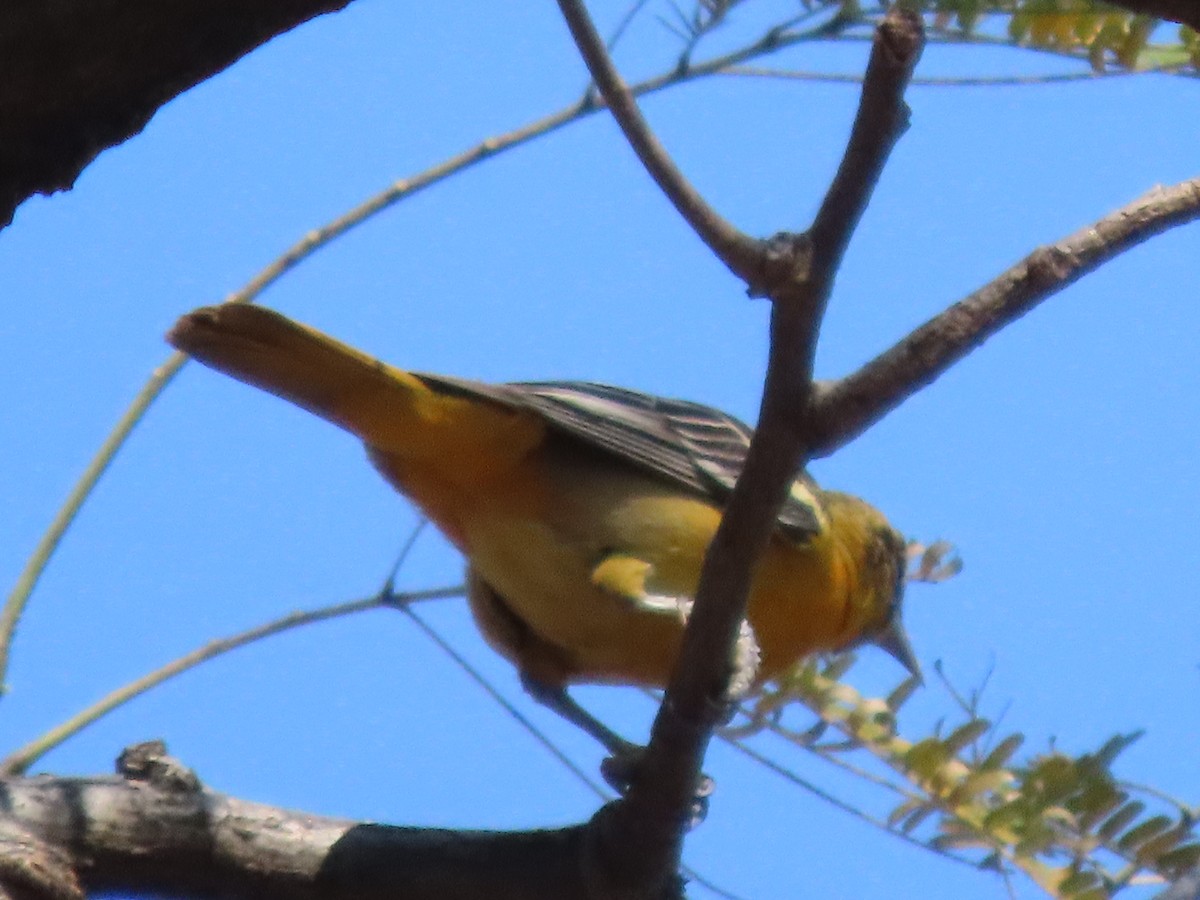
[0,586,462,776]
[606,0,651,51]
[389,600,612,802]
[809,177,1200,457]
[0,357,182,695]
[721,64,1152,87]
[808,6,922,298]
[719,734,962,864]
[556,0,763,283]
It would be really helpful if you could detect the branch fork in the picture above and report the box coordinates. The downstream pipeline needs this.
[554,3,1200,896]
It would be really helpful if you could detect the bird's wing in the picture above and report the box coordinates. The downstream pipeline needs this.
[415,375,823,541]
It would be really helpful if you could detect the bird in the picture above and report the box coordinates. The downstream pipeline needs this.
[168,304,917,778]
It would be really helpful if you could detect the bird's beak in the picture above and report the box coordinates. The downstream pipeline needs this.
[874,619,922,683]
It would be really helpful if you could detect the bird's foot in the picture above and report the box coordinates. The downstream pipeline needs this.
[599,746,715,829]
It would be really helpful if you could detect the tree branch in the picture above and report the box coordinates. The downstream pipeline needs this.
[1,743,599,900]
[1107,0,1200,31]
[554,0,763,285]
[0,0,355,228]
[807,8,922,292]
[569,8,924,896]
[808,177,1200,458]
[0,820,82,900]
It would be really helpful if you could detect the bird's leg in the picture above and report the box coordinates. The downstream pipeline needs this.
[520,674,641,774]
[520,674,714,825]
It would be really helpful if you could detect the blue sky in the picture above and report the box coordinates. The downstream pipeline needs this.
[2,3,1197,897]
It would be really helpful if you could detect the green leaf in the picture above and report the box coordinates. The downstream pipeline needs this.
[1137,46,1193,68]
[1058,868,1100,895]
[945,719,991,755]
[1089,731,1143,770]
[1072,782,1126,832]
[956,768,1016,801]
[1098,801,1146,841]
[1025,754,1082,806]
[1156,843,1200,878]
[905,738,953,781]
[1117,815,1174,853]
[983,799,1027,835]
[1136,824,1188,863]
[980,733,1024,771]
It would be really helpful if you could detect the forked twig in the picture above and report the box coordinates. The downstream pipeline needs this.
[556,0,926,887]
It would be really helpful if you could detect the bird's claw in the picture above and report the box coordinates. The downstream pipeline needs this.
[600,748,715,828]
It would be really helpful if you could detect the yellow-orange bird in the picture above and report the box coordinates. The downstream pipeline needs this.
[169,305,916,760]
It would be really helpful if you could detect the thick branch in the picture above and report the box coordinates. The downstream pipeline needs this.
[808,177,1200,457]
[583,9,924,896]
[1107,0,1200,30]
[651,0,923,791]
[0,820,82,900]
[554,0,763,284]
[0,0,355,229]
[0,744,594,900]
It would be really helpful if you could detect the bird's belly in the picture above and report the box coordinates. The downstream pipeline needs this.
[460,457,720,686]
[403,440,852,688]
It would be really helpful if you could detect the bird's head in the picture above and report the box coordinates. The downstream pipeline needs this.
[862,518,920,681]
[822,492,920,681]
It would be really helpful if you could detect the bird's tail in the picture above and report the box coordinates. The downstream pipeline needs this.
[169,305,454,454]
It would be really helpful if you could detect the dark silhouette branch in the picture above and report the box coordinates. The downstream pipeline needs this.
[1108,0,1200,30]
[808,177,1200,458]
[3,0,1192,233]
[0,0,356,229]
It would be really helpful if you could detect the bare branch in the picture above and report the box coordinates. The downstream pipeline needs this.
[0,1,357,229]
[0,820,82,900]
[555,0,764,283]
[588,8,924,892]
[0,744,593,900]
[721,64,1151,88]
[808,6,922,295]
[1107,0,1200,30]
[808,177,1200,457]
[0,587,462,777]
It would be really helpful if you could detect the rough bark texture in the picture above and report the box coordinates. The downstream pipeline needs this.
[0,756,596,900]
[0,0,355,228]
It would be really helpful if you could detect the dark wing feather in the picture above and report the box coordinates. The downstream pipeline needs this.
[413,376,822,541]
